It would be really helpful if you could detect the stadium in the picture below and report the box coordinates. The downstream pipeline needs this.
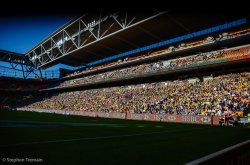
[0,11,250,164]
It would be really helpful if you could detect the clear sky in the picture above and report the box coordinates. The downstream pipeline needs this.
[0,14,77,70]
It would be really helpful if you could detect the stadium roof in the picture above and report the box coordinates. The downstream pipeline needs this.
[25,11,250,69]
[0,49,32,66]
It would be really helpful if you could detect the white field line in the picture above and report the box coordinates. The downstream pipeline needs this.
[0,120,125,127]
[0,128,201,147]
[184,139,250,165]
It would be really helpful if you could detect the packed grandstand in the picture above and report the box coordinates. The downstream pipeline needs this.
[0,12,250,126]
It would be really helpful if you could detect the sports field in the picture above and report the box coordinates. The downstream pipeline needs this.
[0,109,249,165]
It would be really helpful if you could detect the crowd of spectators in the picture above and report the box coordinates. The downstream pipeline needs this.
[55,44,250,88]
[64,28,250,78]
[0,78,44,91]
[22,72,250,118]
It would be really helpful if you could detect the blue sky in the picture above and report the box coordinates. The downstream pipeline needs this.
[0,15,77,71]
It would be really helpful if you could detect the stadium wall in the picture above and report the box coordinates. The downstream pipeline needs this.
[16,108,219,125]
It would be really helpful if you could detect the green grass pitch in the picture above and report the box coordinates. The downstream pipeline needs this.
[0,109,249,165]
